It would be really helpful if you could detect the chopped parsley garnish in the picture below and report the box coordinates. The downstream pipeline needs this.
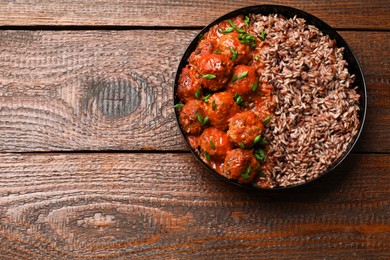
[214,50,221,54]
[228,19,246,33]
[263,115,271,124]
[241,165,251,179]
[198,33,203,40]
[202,116,209,125]
[238,71,248,79]
[174,103,184,109]
[254,148,265,162]
[239,142,245,148]
[210,140,215,150]
[260,30,266,40]
[212,100,217,110]
[232,71,248,82]
[254,134,262,144]
[202,74,216,79]
[252,82,258,92]
[204,150,210,161]
[203,94,212,102]
[197,112,209,125]
[233,93,246,108]
[197,112,203,124]
[195,89,201,99]
[260,139,268,145]
[230,46,238,61]
[254,55,259,61]
[231,74,238,82]
[238,33,256,47]
[244,16,250,27]
[220,27,234,34]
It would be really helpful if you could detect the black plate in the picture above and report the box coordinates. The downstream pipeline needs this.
[173,5,367,190]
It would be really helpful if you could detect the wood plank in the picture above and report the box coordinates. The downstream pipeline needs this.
[0,0,389,29]
[0,152,388,258]
[0,30,389,152]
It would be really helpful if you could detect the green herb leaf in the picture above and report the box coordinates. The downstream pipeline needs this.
[254,148,265,162]
[214,50,221,54]
[228,19,246,33]
[252,82,258,92]
[203,94,212,102]
[199,33,204,40]
[261,30,266,40]
[254,56,259,61]
[239,33,256,47]
[228,19,237,29]
[210,140,215,150]
[230,46,238,61]
[204,150,210,161]
[260,139,268,145]
[202,116,209,126]
[212,100,217,110]
[237,27,246,33]
[239,142,245,148]
[220,27,234,34]
[254,134,262,144]
[231,74,238,82]
[241,172,250,179]
[241,165,251,179]
[195,89,201,99]
[197,112,203,124]
[174,103,184,109]
[263,115,271,124]
[244,16,250,27]
[239,71,248,79]
[233,93,246,108]
[202,74,216,79]
[236,95,243,104]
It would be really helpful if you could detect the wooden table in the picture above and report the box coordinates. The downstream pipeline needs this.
[0,1,389,258]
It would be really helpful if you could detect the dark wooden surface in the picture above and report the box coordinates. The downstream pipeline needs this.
[0,0,389,259]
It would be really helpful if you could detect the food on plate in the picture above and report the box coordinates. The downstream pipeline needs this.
[204,91,239,131]
[175,13,360,188]
[179,100,206,135]
[227,111,264,149]
[223,148,261,184]
[199,127,233,161]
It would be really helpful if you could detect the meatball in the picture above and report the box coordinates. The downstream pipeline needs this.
[196,54,233,91]
[223,148,260,184]
[189,38,213,67]
[177,66,202,103]
[227,111,264,148]
[204,91,240,131]
[215,31,251,65]
[199,127,233,161]
[179,100,205,135]
[227,65,258,98]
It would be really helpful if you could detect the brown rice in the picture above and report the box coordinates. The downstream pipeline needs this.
[251,14,360,188]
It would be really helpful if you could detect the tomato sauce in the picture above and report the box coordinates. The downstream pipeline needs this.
[175,15,275,187]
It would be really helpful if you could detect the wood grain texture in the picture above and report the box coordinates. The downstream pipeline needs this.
[0,30,389,153]
[0,0,389,29]
[0,152,388,258]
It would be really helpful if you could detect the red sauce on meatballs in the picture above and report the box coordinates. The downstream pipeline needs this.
[204,91,240,131]
[175,15,275,186]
